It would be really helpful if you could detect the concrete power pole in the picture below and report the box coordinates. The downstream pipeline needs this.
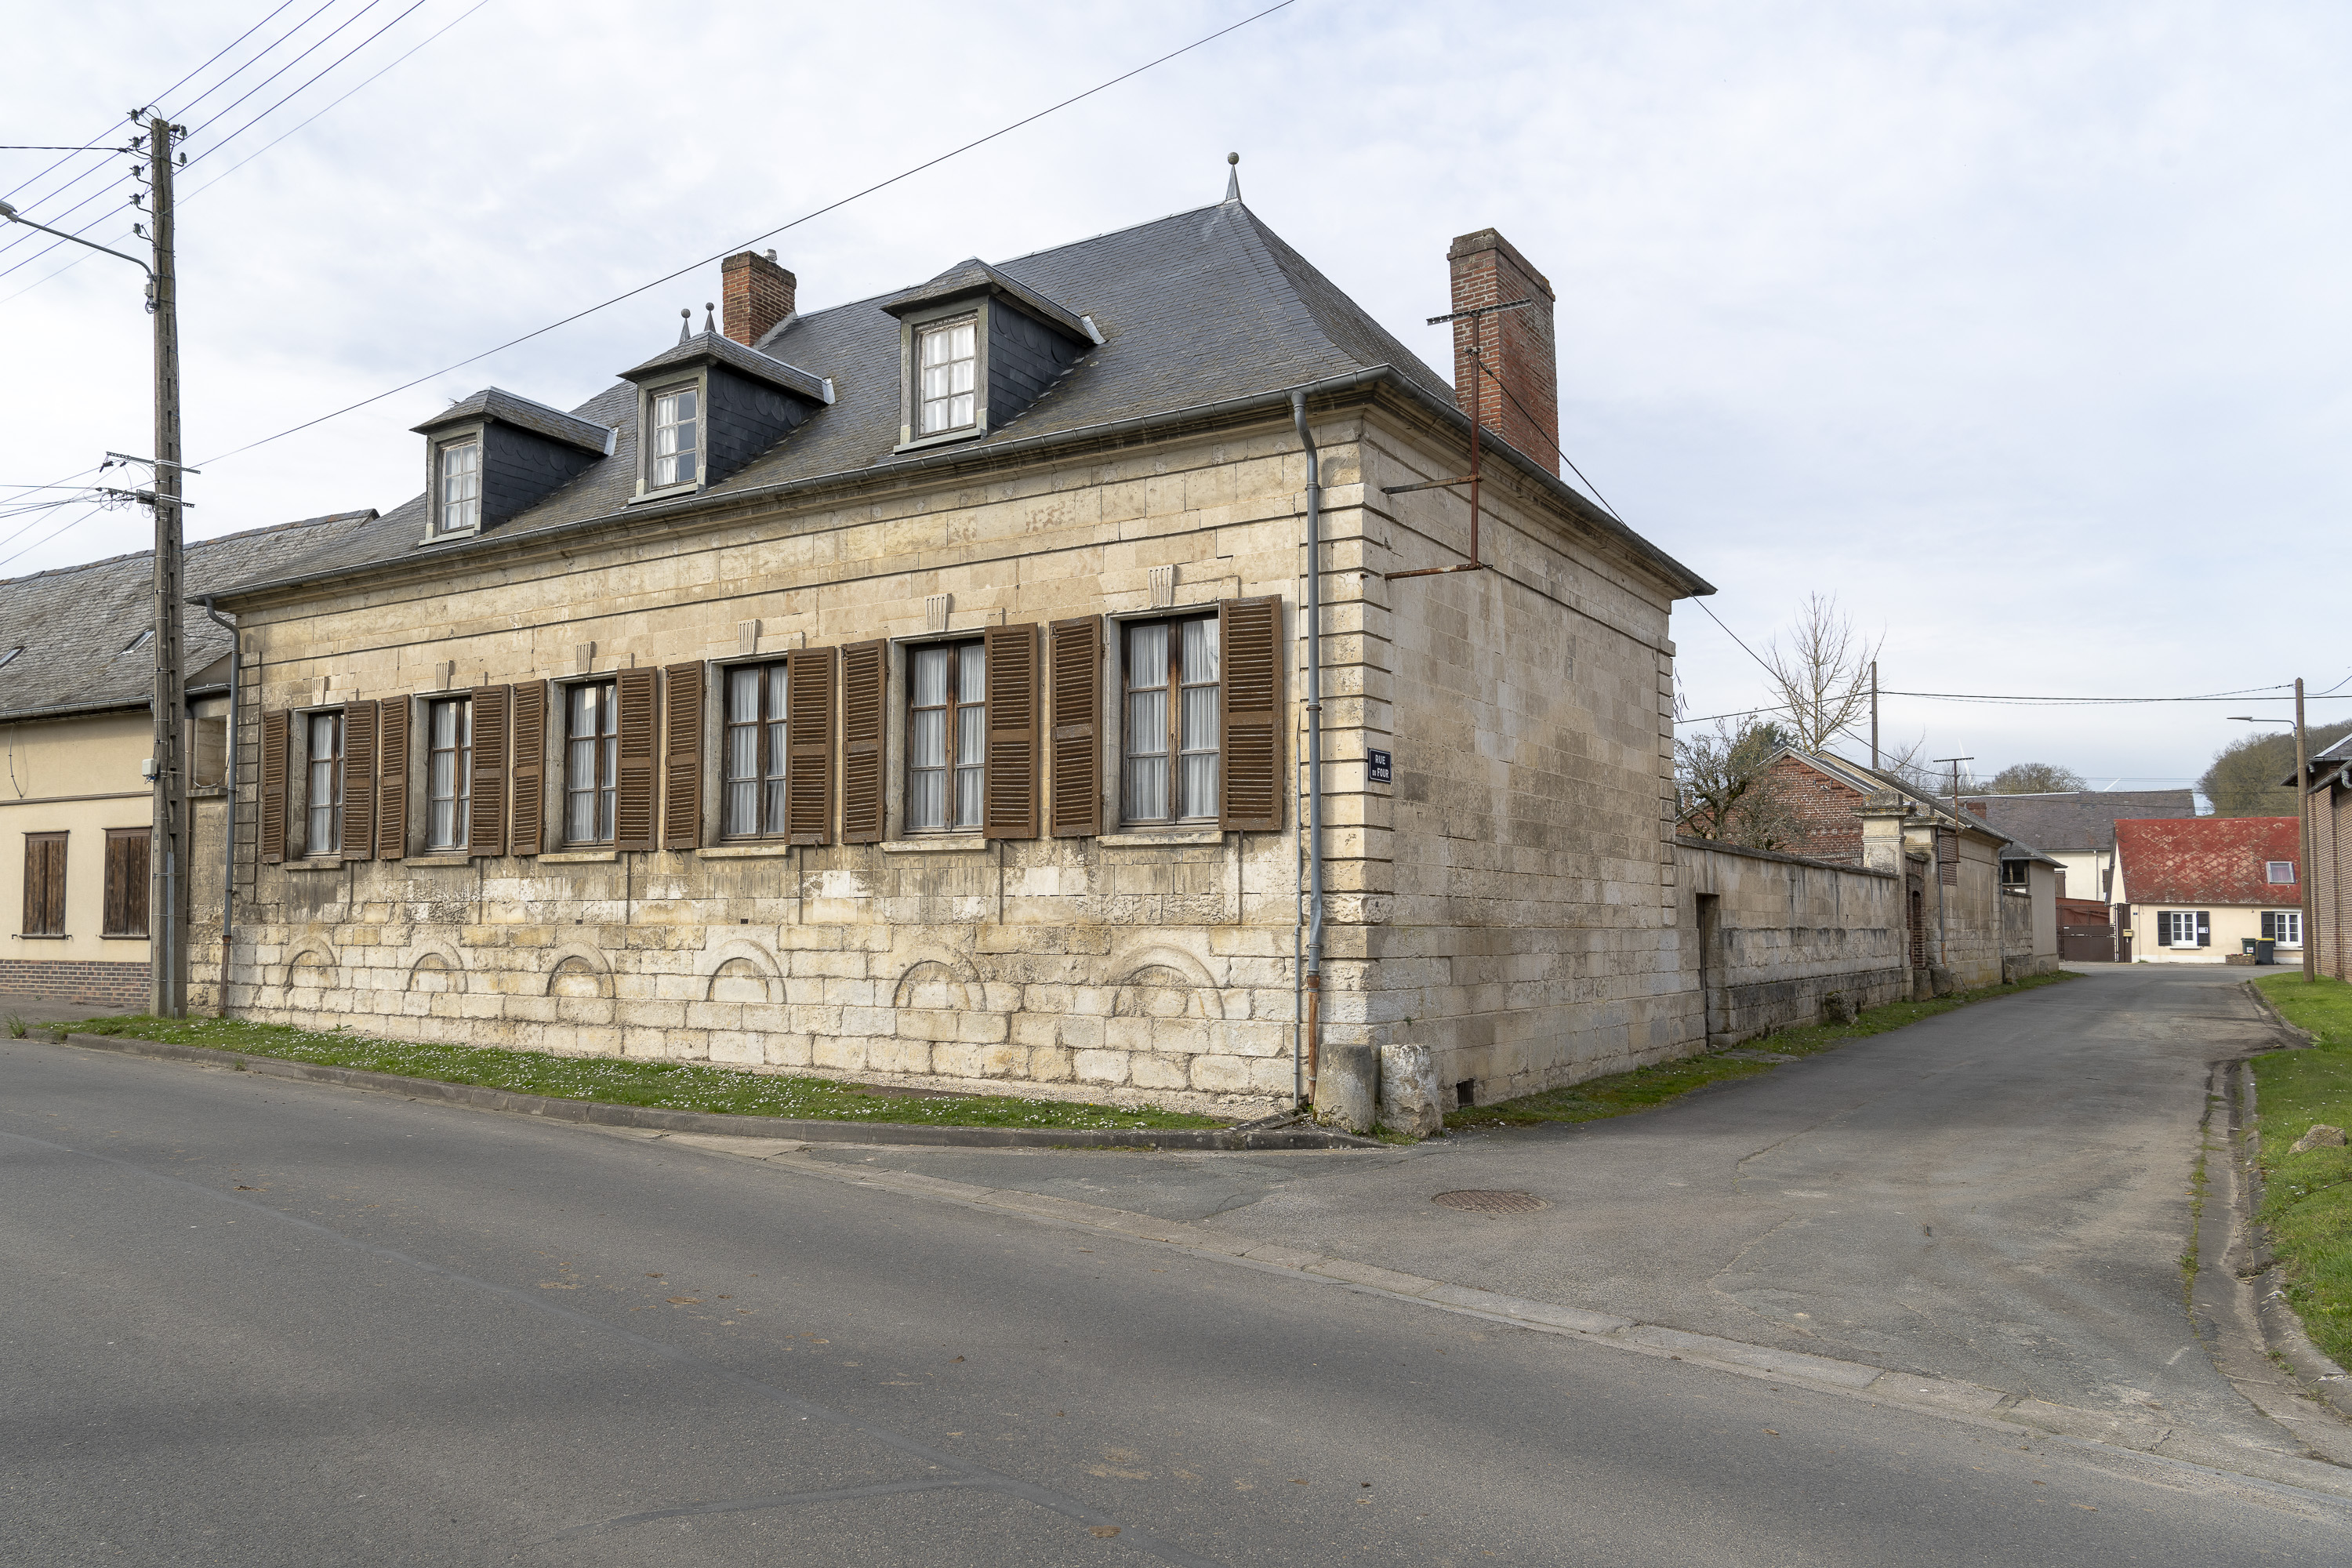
[148,111,190,1018]
[2296,677,2314,982]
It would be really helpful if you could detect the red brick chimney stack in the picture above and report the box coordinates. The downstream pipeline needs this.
[1446,229,1559,474]
[720,249,797,347]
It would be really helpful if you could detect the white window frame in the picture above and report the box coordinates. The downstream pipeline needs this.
[718,659,792,842]
[907,640,985,833]
[425,695,473,851]
[2264,909,2303,946]
[1120,613,1221,826]
[2162,910,2208,949]
[563,679,619,846]
[915,314,978,436]
[2266,860,2296,884]
[304,709,344,858]
[648,383,700,490]
[436,437,482,536]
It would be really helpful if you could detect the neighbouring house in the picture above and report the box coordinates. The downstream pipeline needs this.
[0,512,376,1005]
[2112,816,2302,964]
[1956,788,2197,909]
[194,184,1719,1115]
[2284,735,2349,978]
[1707,749,2062,987]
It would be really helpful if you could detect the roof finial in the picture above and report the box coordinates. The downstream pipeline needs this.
[703,300,717,334]
[1224,151,1241,205]
[677,307,691,345]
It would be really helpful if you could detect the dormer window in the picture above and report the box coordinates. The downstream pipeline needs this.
[916,316,977,435]
[650,384,699,488]
[437,438,481,535]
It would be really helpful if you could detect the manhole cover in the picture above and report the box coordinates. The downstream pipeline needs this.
[1432,1189,1548,1215]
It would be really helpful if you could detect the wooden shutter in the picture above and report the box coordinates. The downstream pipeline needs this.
[26,835,66,935]
[103,830,148,937]
[663,662,706,849]
[983,622,1040,840]
[1218,596,1285,833]
[2197,911,2211,947]
[510,680,547,858]
[786,646,836,845]
[101,834,126,937]
[260,708,289,864]
[839,640,887,844]
[1048,615,1102,838]
[376,699,409,860]
[466,684,510,858]
[613,667,659,851]
[339,699,377,861]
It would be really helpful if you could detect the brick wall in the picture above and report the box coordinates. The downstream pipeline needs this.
[1446,229,1559,474]
[1757,753,1870,862]
[0,957,150,1006]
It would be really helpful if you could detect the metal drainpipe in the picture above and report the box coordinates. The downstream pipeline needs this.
[201,597,237,1018]
[1290,389,1327,1105]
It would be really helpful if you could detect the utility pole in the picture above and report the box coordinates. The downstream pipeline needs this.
[1870,660,1878,770]
[1932,755,1973,974]
[147,111,189,1018]
[2296,677,2314,982]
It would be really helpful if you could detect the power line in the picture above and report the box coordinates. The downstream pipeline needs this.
[182,0,435,173]
[181,0,405,150]
[172,0,351,126]
[191,0,1301,469]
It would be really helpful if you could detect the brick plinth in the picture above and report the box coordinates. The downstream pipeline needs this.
[0,958,151,1007]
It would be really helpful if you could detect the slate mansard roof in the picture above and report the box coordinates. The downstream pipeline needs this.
[2114,816,2300,906]
[1956,789,2199,854]
[214,197,1711,602]
[0,510,380,723]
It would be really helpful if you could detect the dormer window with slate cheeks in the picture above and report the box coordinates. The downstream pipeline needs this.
[618,320,832,503]
[412,390,614,546]
[882,260,1102,453]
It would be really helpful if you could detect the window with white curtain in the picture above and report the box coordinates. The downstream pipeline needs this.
[1122,615,1218,824]
[908,641,985,832]
[721,661,790,839]
[916,316,977,434]
[306,710,343,856]
[426,696,472,850]
[437,439,481,534]
[564,681,618,844]
[650,384,699,488]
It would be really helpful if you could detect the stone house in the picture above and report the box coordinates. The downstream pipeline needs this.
[2113,815,2302,964]
[198,183,1715,1115]
[0,512,375,1007]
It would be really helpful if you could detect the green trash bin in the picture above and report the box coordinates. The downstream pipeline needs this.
[2243,938,2259,956]
[2256,938,2278,965]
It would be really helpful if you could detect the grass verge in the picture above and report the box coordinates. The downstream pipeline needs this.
[57,1014,1230,1132]
[1446,969,2079,1132]
[2247,975,2352,1367]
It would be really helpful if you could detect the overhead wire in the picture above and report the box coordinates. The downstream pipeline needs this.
[190,0,1301,468]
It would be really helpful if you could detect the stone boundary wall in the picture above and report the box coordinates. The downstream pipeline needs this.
[1677,837,1906,1047]
[0,957,151,1007]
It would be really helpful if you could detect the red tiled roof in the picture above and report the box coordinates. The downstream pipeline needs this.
[2114,817,2299,906]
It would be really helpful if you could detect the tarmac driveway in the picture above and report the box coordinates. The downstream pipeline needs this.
[811,966,2303,1450]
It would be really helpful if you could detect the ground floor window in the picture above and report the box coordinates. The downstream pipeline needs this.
[2263,909,2302,946]
[565,681,619,844]
[102,829,149,937]
[21,832,65,935]
[426,696,474,851]
[2159,910,2209,948]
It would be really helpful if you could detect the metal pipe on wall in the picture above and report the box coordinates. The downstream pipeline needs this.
[201,597,237,1018]
[1290,389,1327,1104]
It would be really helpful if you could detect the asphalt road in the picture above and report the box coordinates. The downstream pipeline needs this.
[802,966,2298,1447]
[7,1020,2350,1565]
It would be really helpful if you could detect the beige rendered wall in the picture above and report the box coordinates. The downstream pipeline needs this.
[0,709,154,1001]
[2125,902,2301,964]
[1676,838,1905,1047]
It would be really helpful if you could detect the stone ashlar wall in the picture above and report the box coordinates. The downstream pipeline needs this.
[1676,837,1906,1047]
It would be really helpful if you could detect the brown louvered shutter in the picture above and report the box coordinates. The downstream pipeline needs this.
[466,684,510,858]
[509,680,547,857]
[1219,596,1284,833]
[983,622,1040,840]
[839,640,887,844]
[663,662,705,848]
[102,834,127,937]
[786,646,836,845]
[1048,616,1102,838]
[339,699,378,861]
[614,666,659,851]
[260,708,289,864]
[376,699,409,860]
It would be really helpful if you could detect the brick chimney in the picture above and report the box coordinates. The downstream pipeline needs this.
[1446,229,1559,474]
[720,249,796,347]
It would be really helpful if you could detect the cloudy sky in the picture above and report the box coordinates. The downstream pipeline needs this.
[5,0,2346,793]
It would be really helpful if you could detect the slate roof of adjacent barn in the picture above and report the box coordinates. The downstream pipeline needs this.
[2114,816,2301,906]
[1956,789,2199,853]
[207,196,1711,600]
[0,510,379,722]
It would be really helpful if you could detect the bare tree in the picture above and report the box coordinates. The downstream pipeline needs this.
[1875,731,1946,796]
[1763,593,1883,753]
[1677,717,1802,851]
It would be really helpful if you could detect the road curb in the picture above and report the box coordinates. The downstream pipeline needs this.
[2220,1054,2352,1428]
[2240,978,2319,1047]
[47,1030,1380,1151]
